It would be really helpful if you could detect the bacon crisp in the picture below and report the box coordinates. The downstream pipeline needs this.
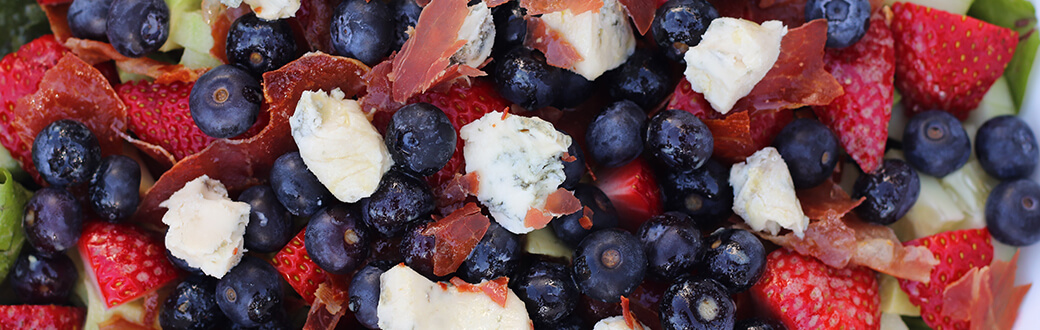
[618,0,655,35]
[519,0,603,15]
[134,53,369,226]
[422,203,491,276]
[389,0,483,102]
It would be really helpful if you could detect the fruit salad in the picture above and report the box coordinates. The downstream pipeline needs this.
[1,0,1039,329]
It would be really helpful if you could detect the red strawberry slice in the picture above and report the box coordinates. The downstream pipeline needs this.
[78,221,181,308]
[750,248,880,330]
[898,228,993,330]
[891,2,1018,120]
[594,157,663,231]
[813,12,894,174]
[0,305,85,329]
[0,35,68,174]
[116,80,217,161]
[272,228,327,304]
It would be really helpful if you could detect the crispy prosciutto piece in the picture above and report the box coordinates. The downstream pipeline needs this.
[708,0,806,27]
[618,0,655,35]
[64,38,205,84]
[941,252,1031,330]
[449,277,511,308]
[519,0,603,15]
[134,53,370,227]
[303,276,351,330]
[701,111,756,164]
[525,17,584,69]
[422,203,492,276]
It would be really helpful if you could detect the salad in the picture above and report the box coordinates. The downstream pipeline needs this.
[0,0,1038,329]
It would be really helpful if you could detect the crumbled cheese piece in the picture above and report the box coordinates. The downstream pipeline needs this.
[376,264,531,330]
[593,316,648,330]
[451,1,496,68]
[290,88,393,203]
[539,0,636,80]
[683,18,787,114]
[161,175,250,278]
[221,0,300,20]
[730,147,809,238]
[460,111,571,234]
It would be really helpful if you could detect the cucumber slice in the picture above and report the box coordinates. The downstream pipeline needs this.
[968,0,1039,110]
[884,0,975,15]
[159,0,206,52]
[964,77,1016,142]
[524,227,573,261]
[169,11,215,55]
[879,274,921,316]
[180,47,223,69]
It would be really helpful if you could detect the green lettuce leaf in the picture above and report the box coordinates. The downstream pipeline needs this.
[0,168,31,281]
[969,0,1039,111]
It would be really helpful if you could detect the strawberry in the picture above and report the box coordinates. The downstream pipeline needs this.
[750,248,880,330]
[410,79,511,189]
[272,228,327,304]
[812,12,894,174]
[891,2,1019,120]
[0,305,85,329]
[0,35,68,173]
[594,157,663,231]
[116,80,216,160]
[78,221,181,308]
[897,228,993,330]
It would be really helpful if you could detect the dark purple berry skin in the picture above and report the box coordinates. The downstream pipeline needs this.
[331,0,393,66]
[903,110,970,178]
[571,229,647,303]
[68,0,112,42]
[189,64,263,139]
[89,155,141,222]
[552,184,619,246]
[348,265,382,329]
[226,13,297,78]
[391,0,422,52]
[32,119,101,187]
[652,0,719,62]
[237,185,293,253]
[637,212,703,280]
[458,222,522,283]
[23,187,82,257]
[976,115,1040,180]
[270,152,334,217]
[106,0,169,58]
[494,47,562,111]
[645,109,713,172]
[160,275,228,330]
[606,50,672,110]
[384,103,456,177]
[511,261,580,325]
[661,160,732,228]
[734,317,787,330]
[853,159,920,225]
[559,130,586,190]
[361,170,435,237]
[400,219,440,279]
[586,100,647,168]
[660,277,735,330]
[10,248,78,305]
[306,203,370,275]
[805,0,872,49]
[986,179,1040,246]
[216,256,284,328]
[772,118,840,189]
[700,228,766,293]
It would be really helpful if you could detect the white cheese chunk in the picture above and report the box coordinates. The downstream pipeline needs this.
[460,111,571,234]
[539,0,636,80]
[451,2,496,68]
[593,316,648,330]
[290,88,393,203]
[221,0,300,20]
[160,175,250,278]
[683,18,787,114]
[377,264,531,330]
[730,147,809,238]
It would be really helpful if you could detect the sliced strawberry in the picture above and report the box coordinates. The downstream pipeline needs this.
[813,12,894,173]
[898,228,993,330]
[0,305,85,329]
[78,221,181,308]
[116,80,216,161]
[891,2,1018,119]
[272,228,327,305]
[750,248,880,329]
[594,158,663,231]
[0,35,68,174]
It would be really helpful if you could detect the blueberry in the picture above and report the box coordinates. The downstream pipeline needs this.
[985,179,1040,246]
[772,118,840,189]
[68,0,112,41]
[494,47,561,111]
[270,152,335,217]
[606,50,672,109]
[701,228,765,293]
[903,110,970,178]
[237,185,293,253]
[536,314,583,330]
[553,69,594,109]
[88,155,140,222]
[645,110,713,172]
[492,0,526,52]
[32,119,101,187]
[734,318,786,330]
[367,236,405,269]
[161,275,228,330]
[306,203,369,274]
[331,0,393,66]
[976,115,1039,180]
[384,103,457,177]
[361,170,435,237]
[348,265,382,329]
[458,222,522,283]
[400,219,439,279]
[660,277,735,330]
[226,13,297,78]
[572,229,647,303]
[586,100,647,168]
[391,0,423,51]
[512,261,580,325]
[23,187,82,257]
[652,0,719,63]
[216,256,284,327]
[661,160,733,227]
[551,184,619,246]
[805,0,871,49]
[189,64,263,139]
[106,0,168,57]
[559,131,586,190]
[637,212,703,279]
[167,249,205,276]
[10,248,77,305]
[853,159,920,225]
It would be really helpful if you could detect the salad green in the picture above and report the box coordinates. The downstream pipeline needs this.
[0,168,31,281]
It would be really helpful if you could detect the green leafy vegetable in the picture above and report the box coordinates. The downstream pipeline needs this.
[0,168,31,281]
[0,0,51,56]
[969,0,1040,110]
